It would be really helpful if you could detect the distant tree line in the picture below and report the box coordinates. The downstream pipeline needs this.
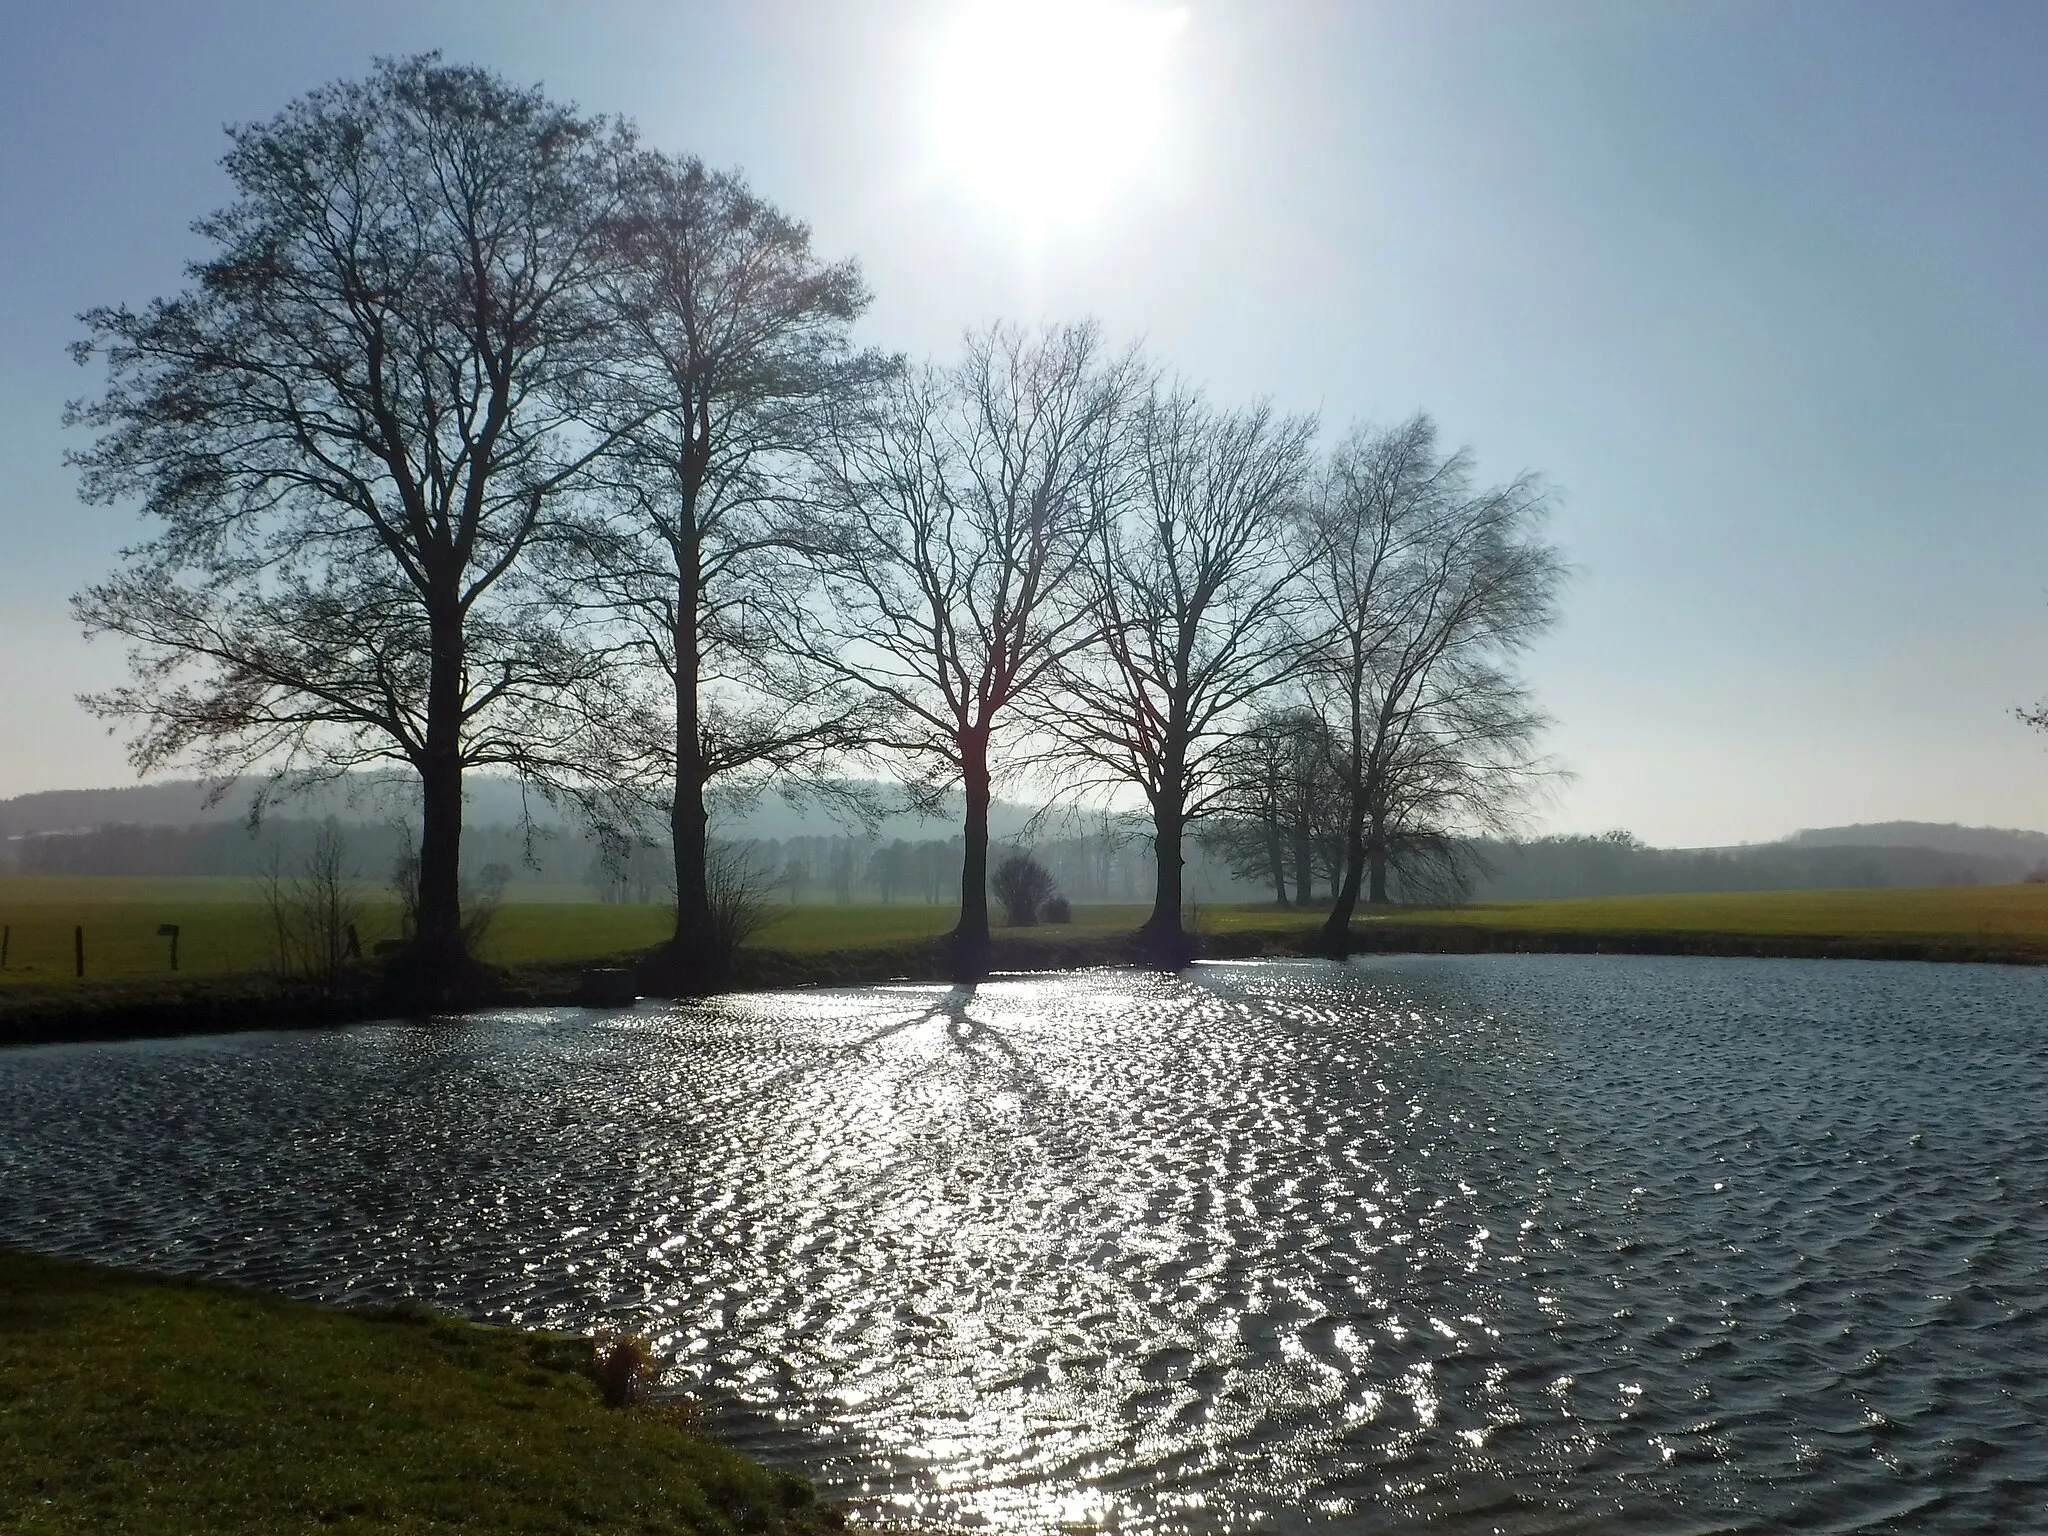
[8,814,2014,906]
[2,817,540,883]
[0,803,1252,904]
[590,828,1252,908]
[1459,831,2010,898]
[67,56,1562,992]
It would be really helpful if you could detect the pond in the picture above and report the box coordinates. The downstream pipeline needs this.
[3,956,2045,1532]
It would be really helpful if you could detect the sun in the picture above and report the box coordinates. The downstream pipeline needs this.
[924,0,1188,234]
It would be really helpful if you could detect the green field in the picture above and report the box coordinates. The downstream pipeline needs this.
[0,1250,836,1535]
[0,876,1176,986]
[1380,884,2048,944]
[0,880,676,986]
[6,874,2048,988]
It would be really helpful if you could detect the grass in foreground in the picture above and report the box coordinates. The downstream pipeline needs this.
[0,1249,837,1535]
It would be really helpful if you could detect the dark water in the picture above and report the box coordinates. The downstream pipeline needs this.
[2,956,2045,1532]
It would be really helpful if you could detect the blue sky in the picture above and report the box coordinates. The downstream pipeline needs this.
[3,0,2046,844]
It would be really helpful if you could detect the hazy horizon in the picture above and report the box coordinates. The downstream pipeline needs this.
[5,1,2047,844]
[4,771,2047,853]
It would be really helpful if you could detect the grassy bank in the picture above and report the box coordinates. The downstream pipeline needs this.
[7,879,2048,1047]
[0,1249,839,1536]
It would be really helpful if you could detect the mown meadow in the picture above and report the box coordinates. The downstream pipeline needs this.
[8,874,2048,989]
[1380,884,2048,945]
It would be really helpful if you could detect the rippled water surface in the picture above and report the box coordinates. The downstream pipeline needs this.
[4,956,2047,1531]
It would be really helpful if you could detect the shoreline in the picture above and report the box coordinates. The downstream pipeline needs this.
[4,919,2045,1050]
[1341,920,2048,966]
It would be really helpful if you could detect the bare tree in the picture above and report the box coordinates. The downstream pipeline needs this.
[1359,662,1553,904]
[68,57,633,996]
[261,819,364,985]
[1200,704,1342,906]
[797,323,1140,975]
[703,841,779,969]
[566,152,891,990]
[1296,415,1563,944]
[1047,384,1314,951]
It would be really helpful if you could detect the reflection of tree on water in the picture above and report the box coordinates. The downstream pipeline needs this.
[699,983,1025,1116]
[932,983,980,1044]
[893,984,1058,1134]
[928,987,1041,1083]
[831,983,985,1054]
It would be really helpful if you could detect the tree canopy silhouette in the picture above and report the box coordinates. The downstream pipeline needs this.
[796,323,1140,976]
[70,56,635,994]
[567,150,890,989]
[1294,416,1563,940]
[1048,383,1315,953]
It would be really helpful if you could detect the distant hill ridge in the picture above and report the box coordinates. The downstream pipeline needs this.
[7,781,2047,857]
[1784,822,2048,864]
[0,776,542,839]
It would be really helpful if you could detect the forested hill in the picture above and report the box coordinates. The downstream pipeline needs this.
[1783,822,2048,865]
[1462,833,2035,900]
[0,777,549,839]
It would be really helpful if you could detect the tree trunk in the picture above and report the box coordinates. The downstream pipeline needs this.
[1265,817,1289,906]
[1320,786,1368,947]
[952,733,993,978]
[1142,791,1186,950]
[414,597,467,992]
[671,774,714,975]
[1366,810,1391,906]
[1292,822,1314,907]
[669,551,721,989]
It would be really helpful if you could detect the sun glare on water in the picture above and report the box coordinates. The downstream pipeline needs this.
[925,0,1188,235]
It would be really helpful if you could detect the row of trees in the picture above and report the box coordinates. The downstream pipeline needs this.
[590,828,1252,909]
[69,57,1562,994]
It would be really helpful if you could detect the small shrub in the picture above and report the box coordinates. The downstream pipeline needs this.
[705,842,779,972]
[591,1332,657,1408]
[461,860,513,951]
[1043,895,1072,924]
[991,852,1056,926]
[261,820,364,985]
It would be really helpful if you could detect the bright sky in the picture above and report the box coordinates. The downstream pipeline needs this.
[3,0,2046,845]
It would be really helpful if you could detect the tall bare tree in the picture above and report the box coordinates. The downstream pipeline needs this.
[1296,415,1563,944]
[1048,385,1315,952]
[569,152,889,989]
[798,323,1139,975]
[68,57,631,993]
